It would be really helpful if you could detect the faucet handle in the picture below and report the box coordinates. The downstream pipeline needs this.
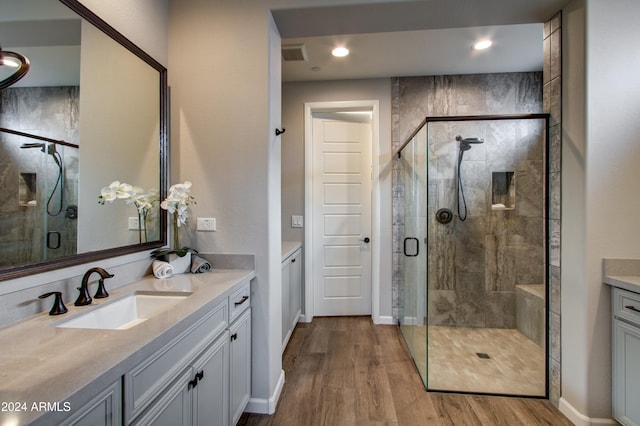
[38,292,68,316]
[74,286,92,306]
[94,279,109,299]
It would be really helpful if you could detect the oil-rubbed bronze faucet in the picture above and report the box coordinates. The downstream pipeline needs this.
[75,267,114,306]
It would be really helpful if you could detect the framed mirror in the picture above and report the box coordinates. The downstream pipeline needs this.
[0,0,167,281]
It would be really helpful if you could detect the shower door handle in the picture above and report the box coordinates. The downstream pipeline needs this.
[403,237,419,257]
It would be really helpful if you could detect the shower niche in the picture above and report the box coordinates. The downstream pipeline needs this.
[19,173,37,206]
[491,171,515,210]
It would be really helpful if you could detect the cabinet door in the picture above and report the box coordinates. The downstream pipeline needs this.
[281,258,291,348]
[60,379,122,426]
[613,319,640,426]
[229,309,252,426]
[131,369,192,426]
[192,332,230,426]
[289,249,302,330]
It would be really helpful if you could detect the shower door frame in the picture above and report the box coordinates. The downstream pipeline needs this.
[396,113,552,399]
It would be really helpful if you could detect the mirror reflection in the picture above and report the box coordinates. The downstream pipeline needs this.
[0,0,165,276]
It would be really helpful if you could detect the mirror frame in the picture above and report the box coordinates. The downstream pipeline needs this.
[0,0,168,281]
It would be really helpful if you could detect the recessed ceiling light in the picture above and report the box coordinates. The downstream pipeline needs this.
[331,47,350,57]
[474,40,492,50]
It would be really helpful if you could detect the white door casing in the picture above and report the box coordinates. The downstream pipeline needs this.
[311,114,372,316]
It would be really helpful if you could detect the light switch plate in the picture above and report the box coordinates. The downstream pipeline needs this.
[197,217,216,231]
[291,215,303,228]
[128,217,140,230]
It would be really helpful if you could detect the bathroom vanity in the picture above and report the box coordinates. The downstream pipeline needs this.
[603,259,640,426]
[0,269,254,426]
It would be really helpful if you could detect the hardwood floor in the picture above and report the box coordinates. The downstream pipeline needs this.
[239,317,572,426]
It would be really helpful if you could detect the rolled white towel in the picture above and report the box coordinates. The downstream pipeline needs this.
[153,260,174,279]
[191,255,212,274]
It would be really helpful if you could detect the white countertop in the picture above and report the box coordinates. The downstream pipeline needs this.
[282,241,302,261]
[603,258,640,294]
[0,269,254,426]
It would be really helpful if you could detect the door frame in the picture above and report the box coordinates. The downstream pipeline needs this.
[303,100,381,323]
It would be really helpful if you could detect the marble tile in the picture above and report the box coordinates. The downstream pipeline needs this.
[454,217,486,274]
[551,12,562,33]
[543,35,551,85]
[550,356,561,407]
[549,124,562,173]
[550,77,562,126]
[428,290,456,326]
[516,285,545,347]
[550,311,561,362]
[428,235,455,290]
[550,265,561,315]
[455,272,486,327]
[549,172,561,220]
[516,160,544,218]
[485,235,519,292]
[549,219,561,267]
[485,291,516,328]
[550,30,562,81]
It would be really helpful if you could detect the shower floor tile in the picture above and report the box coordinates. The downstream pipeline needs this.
[402,325,546,396]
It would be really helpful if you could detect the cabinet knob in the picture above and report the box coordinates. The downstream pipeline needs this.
[231,333,238,341]
[188,378,198,389]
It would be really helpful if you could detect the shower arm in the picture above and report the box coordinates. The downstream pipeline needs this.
[0,127,79,149]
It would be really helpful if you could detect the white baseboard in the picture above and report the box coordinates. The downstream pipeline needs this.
[375,315,395,325]
[245,369,285,415]
[559,397,617,426]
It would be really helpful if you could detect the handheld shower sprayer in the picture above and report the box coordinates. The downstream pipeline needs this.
[456,135,485,221]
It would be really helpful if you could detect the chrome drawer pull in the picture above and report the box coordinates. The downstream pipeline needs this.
[624,305,640,313]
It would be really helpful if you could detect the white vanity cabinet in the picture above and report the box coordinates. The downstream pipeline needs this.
[281,246,302,351]
[612,287,640,426]
[60,379,122,426]
[125,280,252,426]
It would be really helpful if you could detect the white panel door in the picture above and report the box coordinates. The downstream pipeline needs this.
[312,116,372,316]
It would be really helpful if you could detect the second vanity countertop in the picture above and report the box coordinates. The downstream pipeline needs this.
[0,268,255,426]
[603,258,640,294]
[282,241,302,262]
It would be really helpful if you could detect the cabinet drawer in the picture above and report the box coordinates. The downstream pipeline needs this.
[229,280,251,323]
[124,300,228,422]
[613,288,640,327]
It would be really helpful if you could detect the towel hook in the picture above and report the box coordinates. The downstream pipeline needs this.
[275,128,286,136]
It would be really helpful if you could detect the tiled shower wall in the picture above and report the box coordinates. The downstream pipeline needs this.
[392,72,543,325]
[391,13,562,406]
[0,87,79,266]
[424,118,546,329]
[545,12,562,408]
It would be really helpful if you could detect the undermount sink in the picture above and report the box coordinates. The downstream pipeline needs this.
[55,291,192,330]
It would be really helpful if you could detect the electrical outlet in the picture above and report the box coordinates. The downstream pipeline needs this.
[291,215,303,228]
[197,217,216,231]
[128,217,140,230]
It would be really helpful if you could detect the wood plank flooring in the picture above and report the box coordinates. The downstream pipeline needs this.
[239,317,572,426]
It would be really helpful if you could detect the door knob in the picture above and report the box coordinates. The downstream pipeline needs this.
[361,237,370,243]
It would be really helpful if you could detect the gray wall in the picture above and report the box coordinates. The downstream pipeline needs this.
[281,78,393,319]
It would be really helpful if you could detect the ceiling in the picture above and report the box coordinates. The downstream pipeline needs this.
[274,0,569,82]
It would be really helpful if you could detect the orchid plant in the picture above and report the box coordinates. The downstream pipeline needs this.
[98,181,158,244]
[152,181,197,258]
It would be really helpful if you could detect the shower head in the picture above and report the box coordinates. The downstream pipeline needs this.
[455,135,484,144]
[20,142,46,151]
[456,135,484,151]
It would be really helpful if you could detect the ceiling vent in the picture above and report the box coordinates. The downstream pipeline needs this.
[282,44,308,62]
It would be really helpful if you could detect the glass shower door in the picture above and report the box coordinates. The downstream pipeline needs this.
[398,123,428,386]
